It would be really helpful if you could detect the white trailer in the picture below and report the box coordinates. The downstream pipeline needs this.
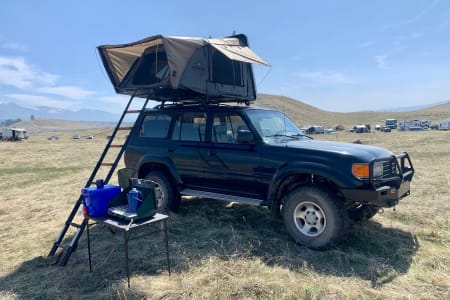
[0,127,28,141]
[439,119,450,130]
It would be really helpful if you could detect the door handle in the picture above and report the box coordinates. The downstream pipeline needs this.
[208,151,216,156]
[168,148,175,153]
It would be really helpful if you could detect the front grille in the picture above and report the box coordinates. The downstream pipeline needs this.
[375,160,399,180]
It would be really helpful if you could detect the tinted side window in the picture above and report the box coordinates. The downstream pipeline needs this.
[172,112,206,142]
[212,112,249,143]
[140,114,172,138]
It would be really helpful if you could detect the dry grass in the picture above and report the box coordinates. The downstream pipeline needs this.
[0,129,449,299]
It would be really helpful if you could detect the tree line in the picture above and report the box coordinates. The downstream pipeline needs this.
[0,118,22,127]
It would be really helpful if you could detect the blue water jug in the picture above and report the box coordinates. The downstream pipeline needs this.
[127,188,142,213]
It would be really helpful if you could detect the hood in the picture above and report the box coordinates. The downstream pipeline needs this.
[282,139,393,162]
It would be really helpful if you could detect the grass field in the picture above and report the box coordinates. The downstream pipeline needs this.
[0,129,449,299]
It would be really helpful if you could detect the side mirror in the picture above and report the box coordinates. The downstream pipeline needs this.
[236,130,255,144]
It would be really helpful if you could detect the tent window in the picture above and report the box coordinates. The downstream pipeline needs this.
[133,49,169,85]
[211,50,243,86]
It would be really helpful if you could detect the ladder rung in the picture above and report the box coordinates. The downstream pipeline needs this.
[118,126,133,130]
[110,144,123,148]
[70,222,82,228]
[126,110,141,113]
[54,242,68,250]
[101,163,114,166]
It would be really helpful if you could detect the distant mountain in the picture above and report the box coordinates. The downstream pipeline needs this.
[376,101,450,112]
[0,102,121,122]
[1,97,449,129]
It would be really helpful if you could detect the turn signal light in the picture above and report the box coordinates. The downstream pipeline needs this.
[352,163,369,179]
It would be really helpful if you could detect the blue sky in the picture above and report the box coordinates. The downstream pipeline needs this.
[0,0,449,113]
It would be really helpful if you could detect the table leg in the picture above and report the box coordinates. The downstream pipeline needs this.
[86,218,92,272]
[163,219,171,275]
[124,231,130,288]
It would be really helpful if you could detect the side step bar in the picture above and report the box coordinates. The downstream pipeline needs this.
[180,189,263,206]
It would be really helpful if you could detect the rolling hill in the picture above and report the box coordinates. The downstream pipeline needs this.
[5,94,450,132]
[256,94,450,128]
[11,118,115,133]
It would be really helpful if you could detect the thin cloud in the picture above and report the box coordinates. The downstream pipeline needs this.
[359,40,375,48]
[5,93,81,109]
[38,86,96,100]
[382,0,440,29]
[297,71,354,85]
[2,42,28,52]
[0,56,59,89]
[375,55,387,69]
[98,95,159,111]
[410,33,423,39]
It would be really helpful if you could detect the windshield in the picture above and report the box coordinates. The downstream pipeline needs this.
[245,109,307,142]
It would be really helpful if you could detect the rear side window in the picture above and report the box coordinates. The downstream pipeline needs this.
[172,112,206,142]
[140,114,172,138]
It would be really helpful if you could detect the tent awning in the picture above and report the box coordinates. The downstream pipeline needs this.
[207,38,269,66]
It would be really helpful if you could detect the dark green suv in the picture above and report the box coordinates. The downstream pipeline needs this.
[124,103,414,249]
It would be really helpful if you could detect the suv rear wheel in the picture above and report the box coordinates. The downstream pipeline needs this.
[282,186,348,249]
[145,171,180,212]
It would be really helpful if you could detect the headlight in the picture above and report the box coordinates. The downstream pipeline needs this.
[373,161,384,178]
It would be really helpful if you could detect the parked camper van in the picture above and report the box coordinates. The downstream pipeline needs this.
[385,118,397,129]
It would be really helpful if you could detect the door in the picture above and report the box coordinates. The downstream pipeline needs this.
[168,112,208,188]
[203,111,264,198]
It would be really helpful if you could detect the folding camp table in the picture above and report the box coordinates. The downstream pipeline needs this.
[86,213,170,288]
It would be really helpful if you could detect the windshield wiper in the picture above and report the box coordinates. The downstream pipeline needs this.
[265,133,310,140]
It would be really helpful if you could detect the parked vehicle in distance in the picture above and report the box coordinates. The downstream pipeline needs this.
[302,125,324,134]
[48,135,59,140]
[124,103,415,249]
[385,118,397,129]
[354,125,369,133]
[325,128,336,134]
[85,134,94,139]
[72,135,81,139]
[438,119,450,130]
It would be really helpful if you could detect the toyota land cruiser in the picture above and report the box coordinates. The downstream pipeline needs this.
[124,103,414,249]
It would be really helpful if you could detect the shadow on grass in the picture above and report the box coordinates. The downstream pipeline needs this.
[171,198,419,288]
[0,197,419,298]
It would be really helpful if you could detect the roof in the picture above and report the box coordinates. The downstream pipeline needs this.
[7,128,26,132]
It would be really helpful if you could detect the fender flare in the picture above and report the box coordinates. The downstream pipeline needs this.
[267,162,361,202]
[136,154,182,184]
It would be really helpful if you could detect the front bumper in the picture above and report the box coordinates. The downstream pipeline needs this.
[341,179,411,207]
[342,152,414,208]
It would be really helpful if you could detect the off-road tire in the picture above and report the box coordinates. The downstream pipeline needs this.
[282,186,349,249]
[145,171,180,212]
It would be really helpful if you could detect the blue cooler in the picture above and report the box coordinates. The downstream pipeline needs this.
[81,184,121,216]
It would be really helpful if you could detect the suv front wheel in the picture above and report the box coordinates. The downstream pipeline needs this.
[282,186,348,249]
[145,171,180,212]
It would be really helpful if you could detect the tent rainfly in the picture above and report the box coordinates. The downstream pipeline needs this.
[98,34,269,102]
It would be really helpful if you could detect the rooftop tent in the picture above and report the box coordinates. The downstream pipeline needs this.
[97,34,269,102]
